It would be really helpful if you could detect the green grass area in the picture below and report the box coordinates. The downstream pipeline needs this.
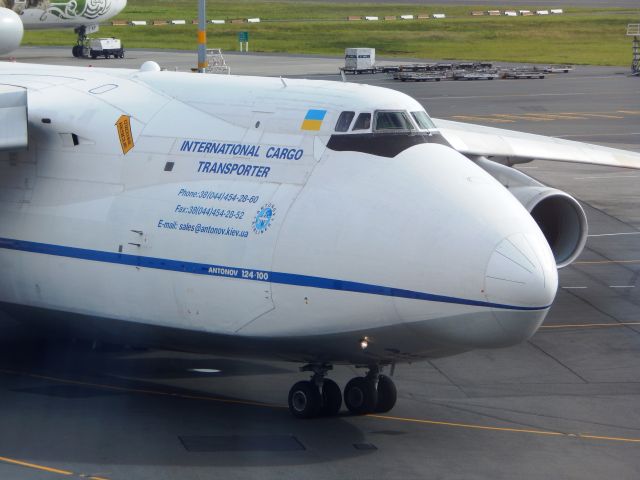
[21,1,640,66]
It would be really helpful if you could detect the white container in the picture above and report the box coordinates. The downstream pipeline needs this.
[247,18,260,23]
[432,13,446,19]
[365,16,379,21]
[344,48,375,71]
[170,19,186,25]
[90,37,121,50]
[400,15,414,20]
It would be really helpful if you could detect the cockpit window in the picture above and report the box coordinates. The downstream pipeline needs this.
[411,111,437,130]
[373,111,415,132]
[335,111,355,132]
[352,113,371,131]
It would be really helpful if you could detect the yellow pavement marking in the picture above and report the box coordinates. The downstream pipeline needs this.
[367,414,640,444]
[492,114,552,121]
[3,365,640,449]
[0,455,73,476]
[521,113,588,120]
[573,259,640,265]
[540,322,640,329]
[367,414,565,437]
[0,368,285,410]
[450,110,631,123]
[450,115,514,123]
[564,112,624,119]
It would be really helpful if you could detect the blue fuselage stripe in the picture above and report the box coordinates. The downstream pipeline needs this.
[0,238,550,312]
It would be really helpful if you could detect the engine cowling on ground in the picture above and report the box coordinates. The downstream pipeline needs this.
[0,8,23,56]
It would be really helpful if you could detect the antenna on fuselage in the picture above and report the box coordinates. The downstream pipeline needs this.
[280,77,287,88]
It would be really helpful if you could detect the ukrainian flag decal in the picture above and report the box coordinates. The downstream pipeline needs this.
[301,109,327,131]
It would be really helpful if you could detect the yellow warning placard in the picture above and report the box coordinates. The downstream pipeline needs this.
[115,115,134,154]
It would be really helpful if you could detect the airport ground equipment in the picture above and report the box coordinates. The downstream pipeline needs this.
[205,49,230,74]
[628,24,640,76]
[536,65,573,74]
[453,69,498,80]
[502,68,545,79]
[89,38,125,59]
[342,48,376,74]
[392,71,445,82]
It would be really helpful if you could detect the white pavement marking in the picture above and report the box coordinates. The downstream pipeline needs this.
[558,132,640,139]
[588,232,640,237]
[573,175,639,180]
[418,92,626,101]
[562,286,588,289]
[609,285,635,288]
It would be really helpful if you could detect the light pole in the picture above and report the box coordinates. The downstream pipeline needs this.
[197,0,207,72]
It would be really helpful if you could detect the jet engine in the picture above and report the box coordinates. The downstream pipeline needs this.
[0,7,23,56]
[476,157,587,268]
[509,186,587,267]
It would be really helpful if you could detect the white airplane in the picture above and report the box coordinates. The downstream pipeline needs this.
[0,0,126,57]
[1,60,639,418]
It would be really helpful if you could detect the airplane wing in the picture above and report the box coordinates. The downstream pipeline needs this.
[0,84,27,151]
[433,118,640,169]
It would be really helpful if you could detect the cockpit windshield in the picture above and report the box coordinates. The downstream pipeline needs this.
[373,111,415,132]
[333,109,436,134]
[411,111,437,130]
[352,113,371,131]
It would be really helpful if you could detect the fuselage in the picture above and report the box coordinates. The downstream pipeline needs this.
[5,0,125,30]
[0,62,558,365]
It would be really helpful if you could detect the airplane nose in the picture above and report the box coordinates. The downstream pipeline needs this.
[485,232,557,308]
[482,232,558,346]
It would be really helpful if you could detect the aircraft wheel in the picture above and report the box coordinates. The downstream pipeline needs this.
[288,380,321,419]
[344,377,378,415]
[320,379,342,416]
[72,45,81,57]
[374,374,397,413]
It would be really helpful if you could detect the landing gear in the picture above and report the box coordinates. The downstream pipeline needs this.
[288,380,321,418]
[288,364,342,419]
[320,378,342,416]
[344,376,378,414]
[287,364,398,418]
[72,26,88,58]
[374,374,397,413]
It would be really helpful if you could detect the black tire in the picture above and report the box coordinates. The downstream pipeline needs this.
[374,375,397,413]
[91,53,97,59]
[344,377,378,415]
[288,380,321,419]
[72,45,80,58]
[320,379,342,416]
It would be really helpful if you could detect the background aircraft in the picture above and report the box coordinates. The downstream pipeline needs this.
[0,0,126,56]
[1,61,639,419]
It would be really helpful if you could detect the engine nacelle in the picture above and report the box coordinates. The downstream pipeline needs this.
[475,156,588,268]
[0,7,23,56]
[510,186,587,268]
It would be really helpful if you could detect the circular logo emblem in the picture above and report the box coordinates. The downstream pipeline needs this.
[252,203,276,234]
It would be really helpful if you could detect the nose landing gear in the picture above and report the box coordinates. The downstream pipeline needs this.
[287,364,397,418]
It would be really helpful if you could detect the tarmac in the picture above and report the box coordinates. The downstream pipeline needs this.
[1,47,639,480]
